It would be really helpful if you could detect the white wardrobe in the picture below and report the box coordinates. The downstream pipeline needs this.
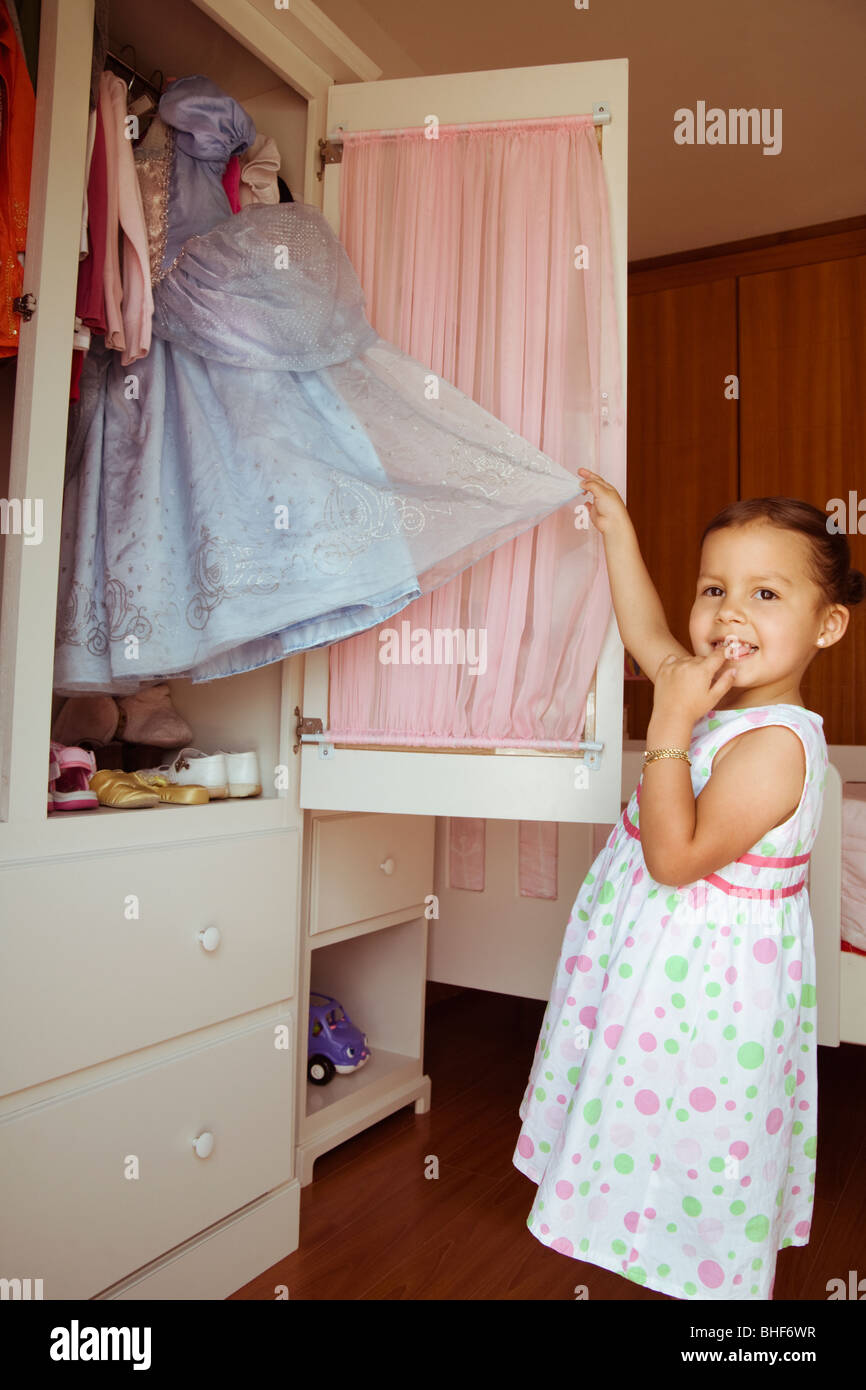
[0,0,628,1298]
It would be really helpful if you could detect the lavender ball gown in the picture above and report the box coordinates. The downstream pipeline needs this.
[54,76,583,692]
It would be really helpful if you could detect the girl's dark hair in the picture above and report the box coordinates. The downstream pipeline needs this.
[700,497,866,609]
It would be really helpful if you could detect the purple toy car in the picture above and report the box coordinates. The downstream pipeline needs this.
[307,992,371,1086]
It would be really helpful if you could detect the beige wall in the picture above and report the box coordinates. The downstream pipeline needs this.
[315,0,866,261]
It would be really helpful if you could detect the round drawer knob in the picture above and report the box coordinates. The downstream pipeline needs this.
[192,1131,215,1159]
[197,926,221,952]
[379,857,395,875]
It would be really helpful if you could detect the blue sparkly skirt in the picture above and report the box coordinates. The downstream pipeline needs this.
[55,202,582,691]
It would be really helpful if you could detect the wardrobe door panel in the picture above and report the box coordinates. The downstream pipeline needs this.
[739,256,866,745]
[625,279,739,741]
[298,58,628,824]
[0,0,94,825]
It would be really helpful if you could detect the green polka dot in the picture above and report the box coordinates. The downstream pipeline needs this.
[614,1153,634,1174]
[683,1196,702,1217]
[598,881,615,903]
[567,1067,581,1085]
[804,1135,817,1159]
[612,1238,627,1254]
[801,984,817,1008]
[665,956,688,983]
[583,1098,601,1124]
[730,1200,745,1215]
[737,1042,764,1069]
[626,1267,647,1285]
[745,1214,770,1243]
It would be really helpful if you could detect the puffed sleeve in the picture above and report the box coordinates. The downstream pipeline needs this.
[158,75,255,163]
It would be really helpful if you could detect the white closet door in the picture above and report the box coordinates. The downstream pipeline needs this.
[298,58,628,823]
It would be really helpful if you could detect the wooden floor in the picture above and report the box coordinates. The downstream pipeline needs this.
[232,985,866,1301]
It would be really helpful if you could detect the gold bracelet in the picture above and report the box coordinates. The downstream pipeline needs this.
[643,747,691,766]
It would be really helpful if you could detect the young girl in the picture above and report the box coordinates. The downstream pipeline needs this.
[512,470,865,1301]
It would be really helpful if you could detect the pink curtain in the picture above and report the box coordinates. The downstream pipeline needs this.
[330,114,625,894]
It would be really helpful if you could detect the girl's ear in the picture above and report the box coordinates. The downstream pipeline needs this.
[817,603,850,650]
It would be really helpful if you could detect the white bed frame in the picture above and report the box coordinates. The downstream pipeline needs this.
[622,744,866,1049]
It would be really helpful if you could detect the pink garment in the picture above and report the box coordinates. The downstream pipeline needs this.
[222,154,241,212]
[99,71,153,364]
[518,821,558,899]
[448,817,486,891]
[76,96,108,334]
[238,133,280,206]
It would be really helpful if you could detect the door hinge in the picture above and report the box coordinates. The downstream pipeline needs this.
[294,706,334,758]
[12,292,36,321]
[317,132,343,181]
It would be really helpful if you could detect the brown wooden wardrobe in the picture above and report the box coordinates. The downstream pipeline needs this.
[624,217,866,747]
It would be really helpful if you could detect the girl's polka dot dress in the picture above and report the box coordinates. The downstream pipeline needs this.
[512,704,828,1301]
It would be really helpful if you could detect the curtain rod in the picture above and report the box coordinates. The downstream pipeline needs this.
[318,102,611,178]
[326,101,612,146]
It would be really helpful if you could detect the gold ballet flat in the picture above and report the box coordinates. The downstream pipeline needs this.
[129,772,210,805]
[89,769,159,809]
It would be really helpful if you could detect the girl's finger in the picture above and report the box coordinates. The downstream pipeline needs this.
[706,648,733,666]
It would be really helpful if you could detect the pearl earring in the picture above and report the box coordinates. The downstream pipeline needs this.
[817,638,825,646]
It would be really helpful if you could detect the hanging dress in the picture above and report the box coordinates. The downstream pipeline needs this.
[512,703,828,1301]
[53,75,584,694]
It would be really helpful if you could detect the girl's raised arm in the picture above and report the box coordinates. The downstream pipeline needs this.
[577,469,691,681]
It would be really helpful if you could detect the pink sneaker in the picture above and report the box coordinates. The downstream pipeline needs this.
[49,742,99,812]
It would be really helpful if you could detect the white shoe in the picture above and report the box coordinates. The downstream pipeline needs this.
[140,748,229,799]
[216,750,261,799]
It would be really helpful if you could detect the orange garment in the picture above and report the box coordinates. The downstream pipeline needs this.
[0,0,35,357]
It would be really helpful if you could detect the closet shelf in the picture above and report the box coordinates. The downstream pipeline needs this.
[0,795,294,862]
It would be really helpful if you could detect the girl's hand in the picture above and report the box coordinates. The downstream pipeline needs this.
[576,468,629,535]
[651,648,741,728]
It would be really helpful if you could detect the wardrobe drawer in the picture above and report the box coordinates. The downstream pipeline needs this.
[0,1020,294,1300]
[310,813,434,935]
[0,832,298,1095]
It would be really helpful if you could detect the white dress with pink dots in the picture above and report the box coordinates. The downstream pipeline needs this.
[512,703,827,1301]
